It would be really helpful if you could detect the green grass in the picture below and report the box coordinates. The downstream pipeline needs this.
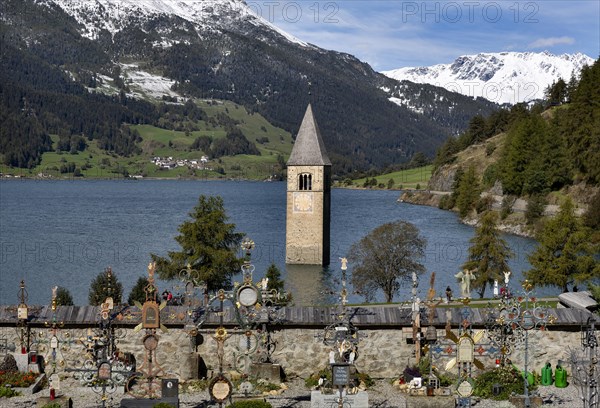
[5,99,294,180]
[343,165,434,190]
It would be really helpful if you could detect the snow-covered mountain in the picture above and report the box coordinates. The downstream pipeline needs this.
[382,52,595,105]
[2,0,499,172]
[44,0,308,47]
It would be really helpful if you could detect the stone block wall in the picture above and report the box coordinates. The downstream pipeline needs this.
[286,165,330,265]
[0,325,583,380]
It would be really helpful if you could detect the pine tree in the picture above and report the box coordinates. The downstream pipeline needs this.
[265,263,285,292]
[127,276,149,306]
[525,193,547,226]
[88,267,123,306]
[545,78,567,105]
[462,211,513,298]
[55,287,74,306]
[562,59,600,184]
[525,198,600,292]
[499,114,541,195]
[151,195,244,291]
[456,164,480,218]
[583,191,600,230]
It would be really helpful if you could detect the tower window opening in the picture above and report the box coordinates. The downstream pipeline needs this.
[299,173,312,191]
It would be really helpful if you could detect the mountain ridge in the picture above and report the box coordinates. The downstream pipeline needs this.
[383,51,595,105]
[2,0,498,174]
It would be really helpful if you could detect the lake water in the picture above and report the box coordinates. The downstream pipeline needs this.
[0,179,549,306]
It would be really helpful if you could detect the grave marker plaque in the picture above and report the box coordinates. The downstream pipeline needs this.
[49,373,60,391]
[332,364,350,386]
[457,336,474,363]
[142,302,160,329]
[18,304,28,320]
[456,379,474,397]
[97,362,111,380]
[209,376,232,403]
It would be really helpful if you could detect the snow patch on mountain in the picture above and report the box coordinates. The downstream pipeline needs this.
[41,0,308,46]
[382,52,594,104]
[121,64,178,99]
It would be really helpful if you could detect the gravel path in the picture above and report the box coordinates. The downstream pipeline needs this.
[0,376,585,407]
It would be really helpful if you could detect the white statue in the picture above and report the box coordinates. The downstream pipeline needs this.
[504,270,511,284]
[455,268,476,298]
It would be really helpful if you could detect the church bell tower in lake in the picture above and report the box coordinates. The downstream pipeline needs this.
[285,104,331,266]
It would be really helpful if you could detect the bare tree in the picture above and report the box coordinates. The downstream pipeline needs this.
[348,221,426,302]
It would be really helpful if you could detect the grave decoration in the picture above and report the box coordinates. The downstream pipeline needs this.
[419,273,444,395]
[484,271,522,367]
[11,280,42,373]
[36,286,75,376]
[67,269,133,408]
[175,262,209,352]
[195,239,287,405]
[0,336,12,358]
[484,278,556,407]
[570,317,600,408]
[232,239,287,374]
[205,291,235,406]
[195,239,286,371]
[16,280,31,355]
[314,258,368,408]
[408,270,425,363]
[431,299,498,408]
[126,262,168,400]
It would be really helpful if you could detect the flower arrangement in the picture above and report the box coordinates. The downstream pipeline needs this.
[0,370,38,388]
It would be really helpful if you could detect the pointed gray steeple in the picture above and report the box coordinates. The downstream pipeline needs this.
[287,104,332,166]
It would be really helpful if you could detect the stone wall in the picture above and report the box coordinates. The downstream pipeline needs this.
[0,325,583,380]
[285,165,330,265]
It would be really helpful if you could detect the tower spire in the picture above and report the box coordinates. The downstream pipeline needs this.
[287,104,331,166]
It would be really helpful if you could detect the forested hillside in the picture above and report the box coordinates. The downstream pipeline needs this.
[428,57,600,233]
[0,0,498,175]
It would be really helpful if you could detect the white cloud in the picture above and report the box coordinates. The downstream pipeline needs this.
[528,36,575,49]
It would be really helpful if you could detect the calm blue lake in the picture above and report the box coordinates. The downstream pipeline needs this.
[0,180,548,306]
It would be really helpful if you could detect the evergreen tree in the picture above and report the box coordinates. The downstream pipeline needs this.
[465,115,487,145]
[499,114,540,195]
[127,276,150,306]
[433,137,459,170]
[562,59,600,184]
[55,286,74,306]
[88,267,123,306]
[525,193,547,226]
[265,263,285,293]
[583,191,600,230]
[409,152,429,168]
[525,198,600,292]
[462,211,513,298]
[545,78,568,106]
[456,164,480,218]
[151,195,244,291]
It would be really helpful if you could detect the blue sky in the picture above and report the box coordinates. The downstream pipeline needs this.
[249,0,600,70]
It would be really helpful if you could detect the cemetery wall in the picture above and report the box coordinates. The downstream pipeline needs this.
[0,324,584,380]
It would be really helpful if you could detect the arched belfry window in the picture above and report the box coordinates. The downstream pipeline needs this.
[298,173,312,191]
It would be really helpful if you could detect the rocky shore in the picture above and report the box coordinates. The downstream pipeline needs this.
[398,190,535,238]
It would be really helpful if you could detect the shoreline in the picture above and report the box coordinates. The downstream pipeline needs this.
[398,190,536,238]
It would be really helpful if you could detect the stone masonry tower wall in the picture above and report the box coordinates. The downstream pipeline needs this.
[285,104,331,266]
